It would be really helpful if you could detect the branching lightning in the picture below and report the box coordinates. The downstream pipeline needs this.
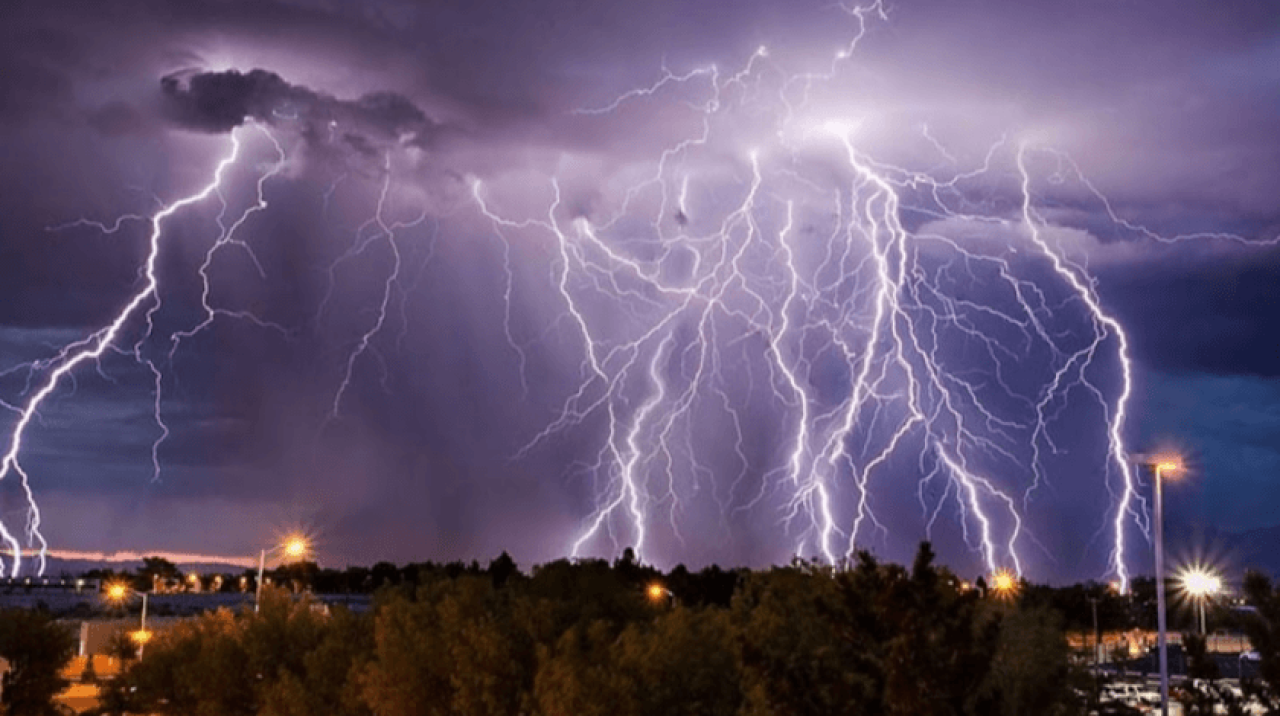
[0,124,294,576]
[4,1,1271,584]
[470,0,1269,588]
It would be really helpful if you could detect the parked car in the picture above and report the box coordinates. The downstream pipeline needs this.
[1101,682,1160,708]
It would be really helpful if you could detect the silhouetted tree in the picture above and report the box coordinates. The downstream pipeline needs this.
[139,556,181,589]
[369,561,399,589]
[360,576,534,715]
[982,604,1073,715]
[488,551,520,588]
[258,604,373,716]
[103,629,138,666]
[535,606,740,716]
[735,560,872,715]
[273,559,319,593]
[88,545,1102,715]
[0,608,77,716]
[130,608,255,715]
[1241,570,1280,710]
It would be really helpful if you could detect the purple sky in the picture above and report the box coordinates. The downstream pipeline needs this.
[0,0,1277,583]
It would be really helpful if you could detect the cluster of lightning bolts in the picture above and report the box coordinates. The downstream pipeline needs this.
[470,0,1074,579]
[0,0,1266,585]
[0,120,432,577]
[470,0,1270,591]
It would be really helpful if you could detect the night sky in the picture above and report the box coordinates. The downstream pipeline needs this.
[0,0,1277,583]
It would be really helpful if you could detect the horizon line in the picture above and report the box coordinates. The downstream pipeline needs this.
[22,549,259,570]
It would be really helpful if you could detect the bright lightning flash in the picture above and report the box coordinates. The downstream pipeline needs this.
[0,125,293,577]
[471,0,1267,587]
[2,1,1269,585]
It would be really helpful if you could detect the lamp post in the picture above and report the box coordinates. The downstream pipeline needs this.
[1088,596,1101,663]
[256,535,310,613]
[1179,566,1222,636]
[1131,454,1182,716]
[104,581,150,658]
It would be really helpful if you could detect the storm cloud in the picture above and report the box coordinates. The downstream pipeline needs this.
[0,0,1276,582]
[160,67,441,153]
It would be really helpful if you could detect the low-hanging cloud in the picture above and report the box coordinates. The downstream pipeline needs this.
[160,67,442,152]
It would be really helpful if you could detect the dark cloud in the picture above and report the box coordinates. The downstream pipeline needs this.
[161,68,305,133]
[160,67,439,150]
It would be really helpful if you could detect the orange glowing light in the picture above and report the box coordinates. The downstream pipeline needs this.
[1148,453,1185,477]
[105,582,128,602]
[130,629,152,644]
[283,535,309,559]
[646,583,667,601]
[1130,452,1186,476]
[991,570,1018,598]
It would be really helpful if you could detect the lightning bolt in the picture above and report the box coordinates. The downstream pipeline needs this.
[10,2,1271,584]
[328,152,429,418]
[4,124,290,577]
[470,0,1268,588]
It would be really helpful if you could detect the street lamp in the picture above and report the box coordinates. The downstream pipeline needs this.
[646,582,677,607]
[103,581,150,658]
[1131,453,1183,716]
[1179,566,1222,635]
[990,570,1019,600]
[256,534,310,613]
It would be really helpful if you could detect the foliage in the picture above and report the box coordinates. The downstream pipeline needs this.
[983,604,1073,716]
[125,588,371,716]
[358,575,572,716]
[734,559,873,716]
[0,608,77,716]
[102,630,138,667]
[1241,570,1280,710]
[535,606,740,716]
[112,543,1080,716]
[137,557,182,590]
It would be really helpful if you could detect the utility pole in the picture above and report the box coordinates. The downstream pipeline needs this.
[1088,595,1101,700]
[1154,463,1170,716]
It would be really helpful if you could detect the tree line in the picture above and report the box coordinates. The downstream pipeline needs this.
[4,543,1280,714]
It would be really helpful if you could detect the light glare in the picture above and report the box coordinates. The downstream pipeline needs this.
[1179,566,1222,598]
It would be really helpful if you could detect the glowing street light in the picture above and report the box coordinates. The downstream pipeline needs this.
[990,570,1019,600]
[646,582,677,607]
[1131,452,1183,716]
[1179,566,1222,635]
[283,536,308,559]
[256,533,311,613]
[103,581,150,658]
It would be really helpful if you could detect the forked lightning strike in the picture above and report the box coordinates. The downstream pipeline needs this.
[4,1,1270,584]
[0,124,286,576]
[471,0,1268,588]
